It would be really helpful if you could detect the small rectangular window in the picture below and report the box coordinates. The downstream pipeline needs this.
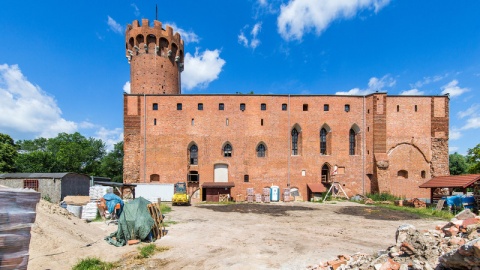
[240,103,246,111]
[23,179,39,191]
[191,118,194,126]
[415,105,417,112]
[282,103,287,111]
[261,103,266,111]
[345,104,350,112]
[302,170,306,176]
[219,103,224,110]
[261,119,264,126]
[153,103,158,110]
[324,104,329,111]
[303,104,308,111]
[226,118,229,126]
[244,175,249,182]
[198,103,203,110]
[397,105,399,112]
[177,103,182,110]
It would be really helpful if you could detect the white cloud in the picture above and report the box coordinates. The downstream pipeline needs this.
[182,49,226,90]
[123,81,131,94]
[411,74,445,88]
[462,117,480,130]
[238,23,262,49]
[107,16,124,34]
[277,0,390,41]
[400,89,425,95]
[94,127,123,152]
[440,79,469,98]
[449,129,462,140]
[458,104,479,119]
[336,74,395,95]
[131,4,140,17]
[258,0,268,6]
[0,64,77,138]
[449,146,459,153]
[165,22,199,44]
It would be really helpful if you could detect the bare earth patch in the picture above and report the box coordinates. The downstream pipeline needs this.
[29,201,444,270]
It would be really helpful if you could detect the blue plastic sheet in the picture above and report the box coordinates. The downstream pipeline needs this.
[103,193,124,216]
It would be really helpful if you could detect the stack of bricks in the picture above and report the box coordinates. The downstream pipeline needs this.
[263,188,270,203]
[0,186,40,270]
[283,188,291,202]
[246,188,254,203]
[255,194,262,203]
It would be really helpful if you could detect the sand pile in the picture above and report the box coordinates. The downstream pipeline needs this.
[28,200,136,270]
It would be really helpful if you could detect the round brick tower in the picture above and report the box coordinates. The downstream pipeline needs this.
[125,19,184,95]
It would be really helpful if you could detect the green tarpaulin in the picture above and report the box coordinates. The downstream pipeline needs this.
[105,197,154,247]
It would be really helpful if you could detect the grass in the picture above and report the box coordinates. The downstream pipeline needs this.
[163,220,178,227]
[375,203,455,220]
[136,243,170,259]
[366,192,403,202]
[72,257,116,270]
[160,203,172,214]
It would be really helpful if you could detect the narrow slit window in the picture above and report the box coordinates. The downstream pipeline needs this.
[191,118,194,126]
[154,118,157,125]
[415,105,418,112]
[397,105,399,112]
[261,119,264,126]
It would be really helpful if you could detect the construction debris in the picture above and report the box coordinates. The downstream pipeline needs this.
[308,209,480,270]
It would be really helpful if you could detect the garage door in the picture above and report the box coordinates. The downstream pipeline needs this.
[214,164,228,182]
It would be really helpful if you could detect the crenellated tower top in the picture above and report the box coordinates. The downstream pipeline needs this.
[125,19,184,95]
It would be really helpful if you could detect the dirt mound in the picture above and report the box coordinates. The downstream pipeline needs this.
[336,206,422,220]
[28,200,137,270]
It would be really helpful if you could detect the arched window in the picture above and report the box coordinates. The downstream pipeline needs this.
[320,128,327,155]
[349,129,356,155]
[257,144,266,157]
[224,144,232,157]
[291,128,299,155]
[189,145,198,165]
[321,164,330,183]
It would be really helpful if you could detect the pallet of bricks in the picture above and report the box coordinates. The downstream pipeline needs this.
[0,186,40,270]
[247,188,254,203]
[255,193,262,203]
[262,188,270,203]
[283,188,291,202]
[474,181,480,209]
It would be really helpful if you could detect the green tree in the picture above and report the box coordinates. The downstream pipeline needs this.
[466,143,480,174]
[99,141,123,182]
[449,152,469,175]
[15,132,106,175]
[0,133,17,172]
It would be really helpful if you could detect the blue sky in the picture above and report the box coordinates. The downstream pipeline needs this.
[0,0,479,154]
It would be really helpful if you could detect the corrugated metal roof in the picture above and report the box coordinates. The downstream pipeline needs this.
[419,174,480,188]
[307,183,327,193]
[0,172,84,179]
[202,182,235,188]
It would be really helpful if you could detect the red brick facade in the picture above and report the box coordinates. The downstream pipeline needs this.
[123,20,450,202]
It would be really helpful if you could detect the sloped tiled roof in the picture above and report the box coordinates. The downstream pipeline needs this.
[419,174,480,188]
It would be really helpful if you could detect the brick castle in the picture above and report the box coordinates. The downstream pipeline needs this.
[123,19,449,202]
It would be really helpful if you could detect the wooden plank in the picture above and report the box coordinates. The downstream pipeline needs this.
[436,199,445,211]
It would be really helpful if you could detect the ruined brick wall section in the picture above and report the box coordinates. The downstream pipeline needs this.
[430,97,449,177]
[123,95,141,183]
[126,19,184,95]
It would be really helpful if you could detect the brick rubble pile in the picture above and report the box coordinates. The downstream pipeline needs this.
[308,209,480,270]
